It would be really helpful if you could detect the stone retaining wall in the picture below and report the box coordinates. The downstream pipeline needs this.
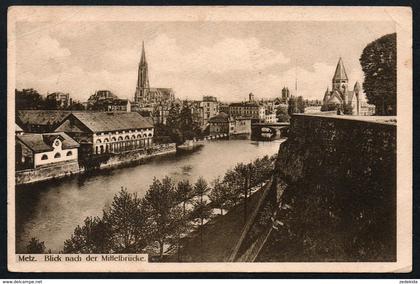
[16,161,81,185]
[254,114,397,262]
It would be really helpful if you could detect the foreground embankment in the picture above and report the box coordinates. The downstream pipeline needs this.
[237,114,397,262]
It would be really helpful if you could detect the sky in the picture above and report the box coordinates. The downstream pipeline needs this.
[14,21,395,102]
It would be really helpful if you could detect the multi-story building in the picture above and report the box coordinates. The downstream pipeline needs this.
[264,111,277,123]
[219,103,230,115]
[87,91,137,112]
[229,101,265,122]
[15,132,79,170]
[55,112,154,156]
[200,96,219,126]
[209,112,233,136]
[359,100,376,116]
[87,90,118,106]
[231,117,252,135]
[208,112,251,136]
[46,92,71,108]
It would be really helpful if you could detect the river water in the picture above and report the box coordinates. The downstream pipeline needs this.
[16,139,282,253]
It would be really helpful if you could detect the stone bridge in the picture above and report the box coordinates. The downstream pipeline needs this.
[251,122,290,140]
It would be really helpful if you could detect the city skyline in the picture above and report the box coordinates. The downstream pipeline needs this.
[15,21,395,102]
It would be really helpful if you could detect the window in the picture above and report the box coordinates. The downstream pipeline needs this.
[54,153,61,159]
[66,151,72,156]
[41,154,48,160]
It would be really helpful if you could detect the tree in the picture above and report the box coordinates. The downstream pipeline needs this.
[194,177,209,203]
[360,33,396,115]
[255,155,274,185]
[276,105,290,122]
[63,216,111,253]
[43,97,60,110]
[209,177,234,215]
[287,97,298,115]
[222,169,242,206]
[296,96,306,113]
[190,198,213,257]
[15,89,44,110]
[234,163,252,223]
[166,103,181,130]
[179,104,195,140]
[68,102,85,110]
[143,177,182,259]
[175,179,194,216]
[26,237,46,254]
[102,188,149,253]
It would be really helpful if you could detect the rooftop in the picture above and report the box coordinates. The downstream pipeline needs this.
[16,110,72,127]
[209,112,230,123]
[17,132,79,153]
[69,112,154,133]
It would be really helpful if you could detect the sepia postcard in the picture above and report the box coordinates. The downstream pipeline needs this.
[7,6,412,272]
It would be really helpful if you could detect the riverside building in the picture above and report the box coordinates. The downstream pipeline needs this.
[55,112,154,156]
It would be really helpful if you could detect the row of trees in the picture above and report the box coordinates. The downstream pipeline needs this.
[16,89,85,110]
[27,155,275,258]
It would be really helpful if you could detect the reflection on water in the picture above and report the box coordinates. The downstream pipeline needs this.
[16,139,282,252]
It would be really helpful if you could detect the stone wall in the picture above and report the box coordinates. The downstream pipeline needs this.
[98,143,176,169]
[16,161,80,185]
[256,114,397,262]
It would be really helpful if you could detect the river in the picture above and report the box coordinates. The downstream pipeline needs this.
[15,139,282,253]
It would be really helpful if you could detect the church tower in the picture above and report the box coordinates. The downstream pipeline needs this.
[332,57,348,93]
[134,41,150,104]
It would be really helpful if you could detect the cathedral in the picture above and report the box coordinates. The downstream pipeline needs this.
[321,58,362,115]
[134,42,175,107]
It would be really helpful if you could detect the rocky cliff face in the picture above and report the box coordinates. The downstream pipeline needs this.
[257,114,396,262]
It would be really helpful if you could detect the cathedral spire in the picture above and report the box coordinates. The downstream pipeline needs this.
[135,41,150,104]
[140,41,147,65]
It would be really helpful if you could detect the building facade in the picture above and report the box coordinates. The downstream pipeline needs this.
[134,42,175,107]
[209,112,233,136]
[200,96,219,126]
[16,132,79,170]
[55,112,154,156]
[229,102,265,122]
[208,112,251,136]
[46,92,71,108]
[264,111,277,123]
